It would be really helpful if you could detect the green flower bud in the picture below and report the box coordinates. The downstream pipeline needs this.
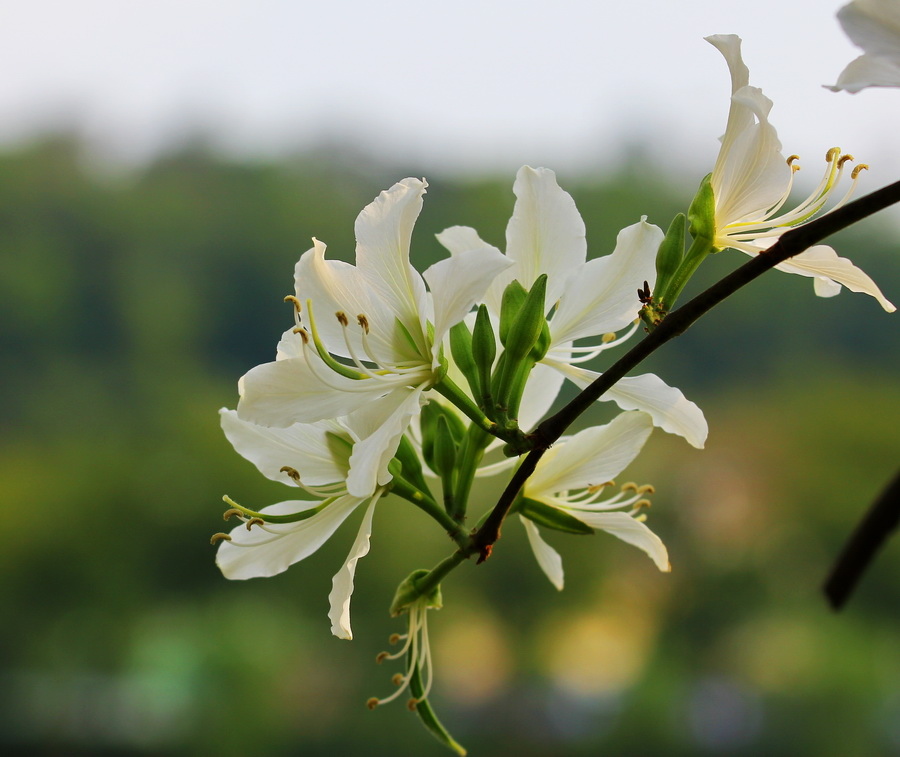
[503,274,547,363]
[687,173,716,244]
[656,213,686,289]
[471,304,496,403]
[498,279,528,347]
[432,414,458,482]
[449,321,480,399]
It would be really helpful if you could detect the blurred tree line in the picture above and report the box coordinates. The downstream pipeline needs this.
[0,136,898,756]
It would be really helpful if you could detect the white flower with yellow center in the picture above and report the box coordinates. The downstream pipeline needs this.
[707,33,895,311]
[235,178,511,497]
[519,411,669,590]
[437,165,709,449]
[213,408,391,640]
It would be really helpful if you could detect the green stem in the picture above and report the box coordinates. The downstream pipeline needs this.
[656,234,714,311]
[390,475,470,549]
[433,377,496,435]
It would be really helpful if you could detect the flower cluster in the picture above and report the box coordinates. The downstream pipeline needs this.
[213,30,895,755]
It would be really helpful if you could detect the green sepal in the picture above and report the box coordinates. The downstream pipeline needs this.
[448,321,480,400]
[390,569,443,616]
[517,497,594,535]
[393,434,432,496]
[530,317,551,362]
[655,213,686,290]
[433,414,458,482]
[410,660,467,756]
[498,279,528,347]
[687,173,716,245]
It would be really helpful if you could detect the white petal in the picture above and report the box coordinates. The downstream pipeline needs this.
[827,53,900,92]
[216,496,363,580]
[544,360,708,449]
[838,0,900,60]
[346,387,425,498]
[571,511,670,572]
[220,409,347,486]
[423,246,512,353]
[705,34,754,144]
[550,219,663,345]
[236,357,393,427]
[520,516,564,590]
[526,412,653,497]
[517,360,566,431]
[503,166,587,309]
[329,496,379,639]
[354,178,430,356]
[775,244,896,312]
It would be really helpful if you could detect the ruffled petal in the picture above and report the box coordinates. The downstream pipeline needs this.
[219,409,347,486]
[329,496,380,639]
[775,244,896,312]
[549,219,663,345]
[543,359,708,449]
[570,511,671,572]
[216,496,363,580]
[520,516,564,590]
[827,53,900,92]
[354,178,430,356]
[423,246,512,354]
[526,411,653,497]
[500,166,587,310]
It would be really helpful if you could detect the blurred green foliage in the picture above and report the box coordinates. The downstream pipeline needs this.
[0,136,898,756]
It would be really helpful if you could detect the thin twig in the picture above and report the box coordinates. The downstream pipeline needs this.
[824,468,900,610]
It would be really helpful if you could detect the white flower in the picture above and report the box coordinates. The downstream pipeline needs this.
[518,411,670,590]
[827,0,900,93]
[707,34,896,312]
[437,165,709,448]
[214,408,386,640]
[236,178,511,497]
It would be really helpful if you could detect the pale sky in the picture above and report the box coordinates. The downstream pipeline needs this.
[1,0,898,193]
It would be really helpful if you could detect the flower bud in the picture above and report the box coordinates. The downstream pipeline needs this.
[449,321,480,400]
[687,173,716,244]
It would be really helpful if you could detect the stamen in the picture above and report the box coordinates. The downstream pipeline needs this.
[357,314,370,334]
[602,333,617,343]
[336,311,349,327]
[245,517,265,530]
[284,295,302,328]
[223,508,243,521]
[366,698,380,710]
[838,153,854,169]
[407,699,419,711]
[292,326,310,344]
[639,484,656,494]
[376,652,390,664]
[392,673,405,686]
[210,532,232,545]
[280,466,302,483]
[851,164,869,180]
[634,498,652,510]
[621,482,639,493]
[389,633,403,645]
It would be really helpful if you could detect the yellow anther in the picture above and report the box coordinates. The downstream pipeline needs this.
[407,698,419,711]
[336,311,349,327]
[283,295,302,312]
[852,164,869,179]
[222,508,243,521]
[838,154,855,168]
[587,482,611,494]
[620,482,639,493]
[635,513,648,523]
[280,466,302,484]
[210,532,232,546]
[786,154,800,166]
[639,484,656,495]
[246,517,265,530]
[292,326,310,344]
[634,499,652,510]
[366,697,380,710]
[391,673,405,686]
[826,146,841,162]
[601,332,617,343]
[357,314,370,334]
[790,162,801,173]
[388,633,402,645]
[376,652,389,664]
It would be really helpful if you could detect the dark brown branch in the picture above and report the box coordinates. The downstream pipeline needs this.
[471,180,900,562]
[824,468,900,610]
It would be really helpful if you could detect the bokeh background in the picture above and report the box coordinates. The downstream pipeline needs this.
[1,2,899,756]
